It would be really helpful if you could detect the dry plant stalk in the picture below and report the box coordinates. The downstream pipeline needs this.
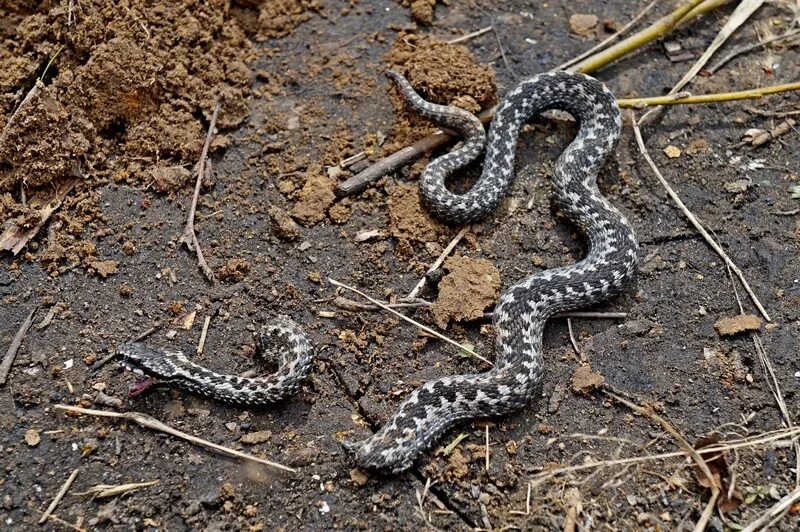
[55,404,295,473]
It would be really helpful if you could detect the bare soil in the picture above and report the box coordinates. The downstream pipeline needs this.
[2,1,800,530]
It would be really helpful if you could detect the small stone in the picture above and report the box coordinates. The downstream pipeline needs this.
[569,13,598,36]
[24,429,40,446]
[268,207,300,241]
[240,430,272,444]
[349,468,369,486]
[663,145,681,158]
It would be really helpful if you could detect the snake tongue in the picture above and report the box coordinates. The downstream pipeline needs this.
[129,376,158,397]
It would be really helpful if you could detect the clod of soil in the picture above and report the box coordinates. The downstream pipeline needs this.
[290,167,337,226]
[571,365,605,394]
[713,314,761,336]
[268,206,301,240]
[431,255,500,329]
[216,258,251,283]
[387,183,446,252]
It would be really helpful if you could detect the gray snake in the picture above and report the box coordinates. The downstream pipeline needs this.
[118,316,313,404]
[343,70,639,472]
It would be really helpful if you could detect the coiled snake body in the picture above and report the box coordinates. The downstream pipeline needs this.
[119,316,313,404]
[344,71,639,472]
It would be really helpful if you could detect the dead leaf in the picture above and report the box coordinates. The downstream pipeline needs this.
[693,434,744,513]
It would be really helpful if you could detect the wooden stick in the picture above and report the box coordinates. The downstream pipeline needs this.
[179,102,220,283]
[447,26,493,45]
[55,404,295,473]
[39,468,79,524]
[0,306,38,385]
[630,112,771,322]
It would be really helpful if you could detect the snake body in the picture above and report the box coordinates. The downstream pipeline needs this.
[344,71,638,472]
[119,316,313,404]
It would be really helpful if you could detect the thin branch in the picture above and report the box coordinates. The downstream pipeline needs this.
[328,278,492,366]
[55,404,295,473]
[630,112,771,322]
[618,82,800,108]
[179,102,221,284]
[709,27,800,74]
[0,306,38,385]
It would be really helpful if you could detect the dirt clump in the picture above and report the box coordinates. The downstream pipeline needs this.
[387,183,446,254]
[216,258,251,283]
[714,314,761,336]
[290,166,337,226]
[431,255,500,329]
[571,364,605,394]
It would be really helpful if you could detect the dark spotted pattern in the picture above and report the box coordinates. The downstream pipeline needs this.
[119,316,314,404]
[344,71,639,473]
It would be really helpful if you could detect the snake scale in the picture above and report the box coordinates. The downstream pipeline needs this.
[117,69,638,475]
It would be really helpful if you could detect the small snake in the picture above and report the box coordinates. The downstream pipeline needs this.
[344,71,638,472]
[119,316,313,404]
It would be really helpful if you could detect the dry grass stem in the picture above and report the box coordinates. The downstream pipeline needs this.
[55,405,295,473]
[75,480,159,499]
[619,81,800,108]
[447,25,493,45]
[39,468,79,524]
[741,484,800,531]
[0,306,38,385]
[709,27,800,73]
[630,112,771,322]
[197,315,211,355]
[329,278,492,366]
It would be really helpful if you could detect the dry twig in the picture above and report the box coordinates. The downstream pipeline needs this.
[75,480,159,499]
[0,306,38,385]
[447,25,493,45]
[709,27,800,74]
[180,102,221,283]
[55,404,295,473]
[39,468,79,524]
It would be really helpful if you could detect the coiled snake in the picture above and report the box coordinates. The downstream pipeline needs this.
[344,71,639,472]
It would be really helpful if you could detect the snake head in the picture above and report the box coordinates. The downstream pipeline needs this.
[118,342,185,381]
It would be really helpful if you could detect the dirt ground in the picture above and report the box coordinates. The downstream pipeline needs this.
[2,0,800,530]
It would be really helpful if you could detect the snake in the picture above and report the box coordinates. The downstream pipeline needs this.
[343,70,639,473]
[118,315,314,404]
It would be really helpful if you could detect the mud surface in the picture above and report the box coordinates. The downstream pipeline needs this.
[2,1,800,530]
